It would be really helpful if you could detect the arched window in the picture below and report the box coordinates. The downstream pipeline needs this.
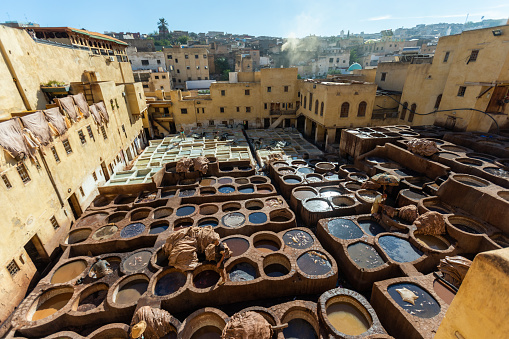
[340,102,350,118]
[320,102,324,116]
[315,100,319,114]
[434,94,442,110]
[357,101,367,117]
[400,102,408,120]
[309,93,313,111]
[408,103,416,122]
[303,96,307,109]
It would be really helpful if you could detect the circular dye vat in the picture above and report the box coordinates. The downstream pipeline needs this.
[77,212,108,227]
[77,289,108,312]
[222,212,246,228]
[293,188,317,200]
[149,222,169,234]
[320,188,342,198]
[229,262,257,282]
[176,206,196,217]
[122,251,152,273]
[120,223,146,238]
[264,264,289,278]
[298,167,314,174]
[217,177,233,184]
[304,199,332,212]
[491,233,509,248]
[239,166,252,171]
[387,283,441,318]
[191,326,222,339]
[325,174,340,181]
[245,200,264,210]
[251,176,268,184]
[401,189,428,200]
[220,166,233,172]
[223,238,249,257]
[438,152,458,159]
[345,183,361,191]
[198,218,219,227]
[332,196,356,208]
[92,225,118,241]
[415,234,449,250]
[254,240,280,253]
[468,153,496,163]
[378,236,423,263]
[238,186,255,193]
[31,292,73,321]
[456,158,482,166]
[248,212,268,224]
[350,174,368,182]
[200,178,216,186]
[235,178,250,185]
[284,177,302,184]
[161,190,176,199]
[218,186,235,194]
[306,174,322,182]
[328,219,364,240]
[326,302,370,336]
[66,229,91,244]
[200,188,216,196]
[115,280,148,304]
[283,319,317,339]
[154,271,187,296]
[348,242,385,269]
[193,270,220,288]
[51,260,87,284]
[448,216,483,234]
[283,230,314,249]
[357,190,378,203]
[485,167,509,178]
[108,212,127,223]
[454,175,489,187]
[179,189,196,197]
[425,203,451,214]
[222,203,241,212]
[358,220,385,236]
[174,219,194,231]
[297,251,332,276]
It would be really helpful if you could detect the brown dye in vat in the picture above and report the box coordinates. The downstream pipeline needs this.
[433,279,455,305]
[294,189,317,200]
[223,238,250,257]
[326,302,370,336]
[51,261,87,284]
[190,326,222,339]
[200,178,216,186]
[32,293,73,321]
[77,290,108,312]
[415,234,449,250]
[254,240,279,253]
[115,281,148,304]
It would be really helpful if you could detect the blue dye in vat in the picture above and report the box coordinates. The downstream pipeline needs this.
[239,166,252,171]
[229,263,257,282]
[218,186,236,194]
[239,187,255,193]
[285,178,301,184]
[176,206,196,217]
[249,212,267,224]
[298,167,314,174]
[297,251,332,276]
[378,236,423,263]
[120,223,146,238]
[155,271,187,296]
[347,243,385,269]
[283,230,314,249]
[358,220,385,236]
[198,219,219,227]
[325,174,340,181]
[387,283,441,318]
[327,219,364,240]
[283,319,318,339]
[149,223,169,234]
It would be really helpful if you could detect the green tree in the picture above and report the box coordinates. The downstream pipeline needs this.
[297,74,302,79]
[214,57,229,75]
[349,48,360,65]
[221,69,231,81]
[157,18,169,38]
[177,36,189,45]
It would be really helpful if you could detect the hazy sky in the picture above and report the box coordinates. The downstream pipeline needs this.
[3,0,508,37]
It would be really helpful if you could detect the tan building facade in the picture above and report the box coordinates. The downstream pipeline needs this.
[163,46,210,89]
[0,25,146,320]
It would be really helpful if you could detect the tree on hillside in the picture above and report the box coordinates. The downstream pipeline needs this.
[177,36,189,45]
[157,18,169,38]
[214,57,229,75]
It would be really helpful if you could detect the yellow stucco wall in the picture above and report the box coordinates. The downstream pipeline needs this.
[435,248,509,339]
[163,47,210,87]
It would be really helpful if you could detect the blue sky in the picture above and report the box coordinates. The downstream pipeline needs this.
[3,0,508,37]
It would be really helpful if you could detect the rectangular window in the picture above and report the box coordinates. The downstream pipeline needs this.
[202,108,205,113]
[87,125,94,140]
[50,216,59,229]
[203,54,207,58]
[443,51,450,62]
[264,103,268,110]
[196,66,200,69]
[62,139,73,154]
[267,87,271,92]
[329,58,334,62]
[457,86,466,97]
[92,171,98,181]
[185,55,189,59]
[246,107,251,113]
[157,60,161,64]
[177,69,180,74]
[209,120,214,126]
[155,75,159,79]
[245,89,250,95]
[468,50,479,63]
[51,146,60,162]
[162,75,166,79]
[7,260,19,277]
[168,55,172,59]
[197,108,200,114]
[381,73,387,81]
[236,107,240,112]
[78,130,86,144]
[284,86,289,92]
[220,107,225,113]
[2,174,12,189]
[195,54,199,59]
[16,163,30,184]
[186,66,190,70]
[101,126,108,140]
[181,108,188,114]
[141,60,149,65]
[221,90,225,96]
[79,186,85,197]
[175,58,178,63]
